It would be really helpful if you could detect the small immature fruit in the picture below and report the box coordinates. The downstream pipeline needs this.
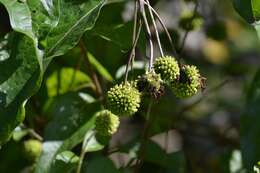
[95,110,120,136]
[137,71,165,99]
[23,139,42,161]
[107,82,141,116]
[172,65,202,98]
[153,56,180,83]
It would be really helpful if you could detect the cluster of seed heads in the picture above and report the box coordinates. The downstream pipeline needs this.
[95,56,205,136]
[153,56,205,99]
[94,83,141,137]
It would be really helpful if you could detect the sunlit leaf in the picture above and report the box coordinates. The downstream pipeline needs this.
[233,0,260,38]
[0,33,42,145]
[83,129,104,152]
[46,68,91,97]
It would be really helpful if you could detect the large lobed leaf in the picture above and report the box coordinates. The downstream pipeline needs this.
[0,0,106,145]
[233,0,260,38]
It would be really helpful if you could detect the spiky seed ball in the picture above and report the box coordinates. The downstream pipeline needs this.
[95,110,120,136]
[153,56,180,83]
[23,139,42,161]
[107,82,141,116]
[172,65,202,98]
[137,71,165,99]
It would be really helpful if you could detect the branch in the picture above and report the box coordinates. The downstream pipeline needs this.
[143,1,178,58]
[145,0,164,57]
[124,19,143,83]
[139,0,154,71]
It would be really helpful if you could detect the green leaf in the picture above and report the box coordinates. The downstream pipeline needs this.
[254,21,260,38]
[119,139,185,172]
[12,127,29,142]
[82,156,118,173]
[26,0,106,65]
[43,92,98,140]
[252,0,260,20]
[85,1,146,52]
[51,151,79,173]
[1,0,106,66]
[143,140,185,172]
[35,92,100,173]
[87,52,113,82]
[0,33,42,145]
[241,69,260,170]
[233,0,260,38]
[83,129,104,152]
[0,0,105,145]
[46,67,91,97]
[56,151,79,164]
[84,1,146,76]
[0,0,35,39]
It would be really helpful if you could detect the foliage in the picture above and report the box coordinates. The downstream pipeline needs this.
[0,0,260,172]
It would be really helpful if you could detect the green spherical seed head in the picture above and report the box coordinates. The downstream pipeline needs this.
[137,71,164,99]
[153,56,180,83]
[95,110,120,136]
[23,139,42,161]
[107,82,141,116]
[172,65,201,98]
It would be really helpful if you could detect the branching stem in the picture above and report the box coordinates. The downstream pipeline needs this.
[124,19,143,83]
[139,0,154,71]
[143,1,178,58]
[145,0,164,57]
